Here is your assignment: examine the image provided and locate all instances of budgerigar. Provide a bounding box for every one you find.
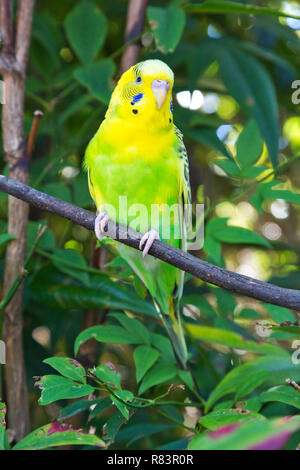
[84,60,191,368]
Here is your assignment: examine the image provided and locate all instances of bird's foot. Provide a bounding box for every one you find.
[139,229,160,257]
[95,211,110,240]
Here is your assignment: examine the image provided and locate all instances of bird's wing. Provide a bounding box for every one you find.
[174,125,192,300]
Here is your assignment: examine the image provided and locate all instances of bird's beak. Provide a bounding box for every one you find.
[151,79,170,109]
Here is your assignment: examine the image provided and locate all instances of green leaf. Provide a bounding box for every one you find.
[74,59,115,104]
[64,0,107,64]
[215,289,237,317]
[138,364,177,395]
[205,355,300,412]
[218,49,278,167]
[213,224,271,248]
[102,411,128,443]
[147,5,186,53]
[264,304,296,323]
[185,128,232,160]
[150,333,176,363]
[89,397,113,418]
[0,233,15,246]
[203,236,223,267]
[177,370,195,392]
[43,357,86,384]
[111,390,134,420]
[60,399,99,419]
[260,184,300,205]
[75,325,144,356]
[186,325,286,357]
[52,249,90,286]
[271,325,300,337]
[27,222,55,251]
[236,119,263,169]
[183,295,217,318]
[32,271,157,318]
[110,313,150,344]
[0,403,9,450]
[32,11,64,69]
[41,182,72,203]
[91,364,121,390]
[189,416,300,450]
[185,1,300,20]
[199,409,264,430]
[115,423,175,445]
[13,423,105,450]
[216,160,241,177]
[37,375,94,405]
[260,385,300,410]
[134,345,159,383]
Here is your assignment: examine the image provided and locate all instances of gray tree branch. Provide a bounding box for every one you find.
[0,0,35,442]
[0,174,300,312]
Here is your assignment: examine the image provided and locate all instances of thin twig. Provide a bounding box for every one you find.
[26,110,43,158]
[0,175,300,311]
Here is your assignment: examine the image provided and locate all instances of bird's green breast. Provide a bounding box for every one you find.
[86,118,182,245]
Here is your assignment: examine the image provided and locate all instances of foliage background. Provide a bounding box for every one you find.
[1,0,300,450]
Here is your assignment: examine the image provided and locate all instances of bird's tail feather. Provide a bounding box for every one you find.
[154,297,188,370]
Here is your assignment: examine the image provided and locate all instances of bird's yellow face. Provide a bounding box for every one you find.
[107,59,174,129]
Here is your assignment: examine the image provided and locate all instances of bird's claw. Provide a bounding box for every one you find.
[139,229,160,257]
[95,211,110,240]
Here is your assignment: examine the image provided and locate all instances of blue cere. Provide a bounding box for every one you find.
[131,93,143,104]
[170,100,173,113]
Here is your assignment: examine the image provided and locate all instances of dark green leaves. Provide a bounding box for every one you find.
[75,325,142,355]
[189,416,300,450]
[206,217,271,248]
[43,357,86,383]
[37,375,94,405]
[187,324,286,357]
[199,409,264,430]
[147,4,186,53]
[185,1,300,20]
[236,119,263,170]
[74,59,116,104]
[13,423,105,450]
[261,385,300,410]
[134,345,159,383]
[65,1,107,64]
[139,364,177,395]
[205,355,300,412]
[218,49,279,167]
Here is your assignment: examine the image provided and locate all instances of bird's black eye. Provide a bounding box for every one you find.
[132,109,138,114]
[136,76,142,83]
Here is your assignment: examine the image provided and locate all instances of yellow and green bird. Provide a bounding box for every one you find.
[84,59,191,368]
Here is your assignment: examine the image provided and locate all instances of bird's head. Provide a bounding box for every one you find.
[107,59,174,127]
